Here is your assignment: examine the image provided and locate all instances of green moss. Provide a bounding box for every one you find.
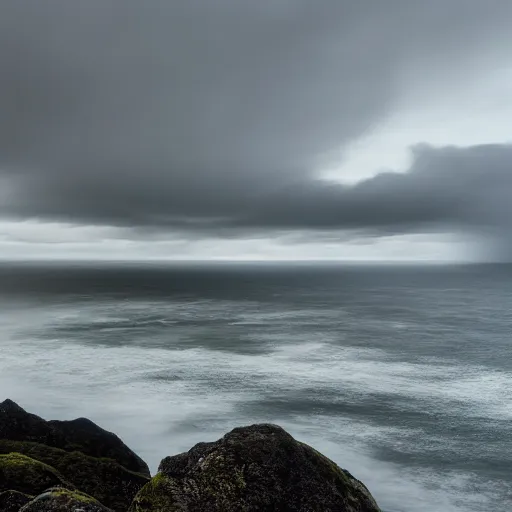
[232,466,246,490]
[298,442,381,511]
[130,452,249,512]
[22,488,111,511]
[0,452,64,476]
[47,488,99,504]
[149,473,166,485]
[195,453,246,502]
[128,473,182,512]
[52,489,92,502]
[298,442,351,482]
[0,453,71,496]
[0,439,147,477]
[1,452,43,467]
[131,426,382,512]
[0,439,148,511]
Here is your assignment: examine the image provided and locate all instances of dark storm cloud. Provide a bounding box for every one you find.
[236,143,512,231]
[0,1,511,239]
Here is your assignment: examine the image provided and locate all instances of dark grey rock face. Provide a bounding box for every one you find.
[1,400,382,512]
[0,438,149,512]
[0,400,149,476]
[130,423,381,512]
[0,400,149,511]
[0,490,33,512]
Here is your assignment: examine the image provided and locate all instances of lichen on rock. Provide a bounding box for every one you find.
[0,439,148,511]
[20,487,113,512]
[130,423,381,512]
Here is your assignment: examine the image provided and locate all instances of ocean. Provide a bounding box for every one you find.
[0,262,510,511]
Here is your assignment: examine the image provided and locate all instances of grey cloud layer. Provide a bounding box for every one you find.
[1,1,511,241]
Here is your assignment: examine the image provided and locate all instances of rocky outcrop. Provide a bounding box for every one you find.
[20,488,112,512]
[0,439,148,512]
[0,400,149,476]
[0,401,149,511]
[129,424,381,512]
[1,401,381,511]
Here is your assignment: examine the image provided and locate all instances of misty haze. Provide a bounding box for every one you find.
[0,2,511,512]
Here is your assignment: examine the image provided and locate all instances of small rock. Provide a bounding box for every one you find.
[20,488,113,512]
[0,490,33,512]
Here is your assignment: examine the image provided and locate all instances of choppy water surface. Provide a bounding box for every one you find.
[0,262,511,511]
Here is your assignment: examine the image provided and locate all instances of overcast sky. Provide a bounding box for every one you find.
[1,0,511,261]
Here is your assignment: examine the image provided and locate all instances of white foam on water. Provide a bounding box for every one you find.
[0,303,509,512]
[280,421,495,512]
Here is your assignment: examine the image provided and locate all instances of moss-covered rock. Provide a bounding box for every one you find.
[1,402,381,512]
[0,490,33,512]
[0,439,148,512]
[20,487,113,511]
[0,453,72,496]
[129,424,381,512]
[0,400,149,476]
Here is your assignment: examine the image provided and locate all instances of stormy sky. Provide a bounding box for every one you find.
[1,1,511,261]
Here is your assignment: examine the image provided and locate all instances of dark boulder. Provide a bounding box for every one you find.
[0,490,33,512]
[0,400,52,445]
[20,488,113,512]
[46,417,149,477]
[0,439,148,512]
[129,423,381,512]
[0,400,149,476]
[0,452,72,496]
